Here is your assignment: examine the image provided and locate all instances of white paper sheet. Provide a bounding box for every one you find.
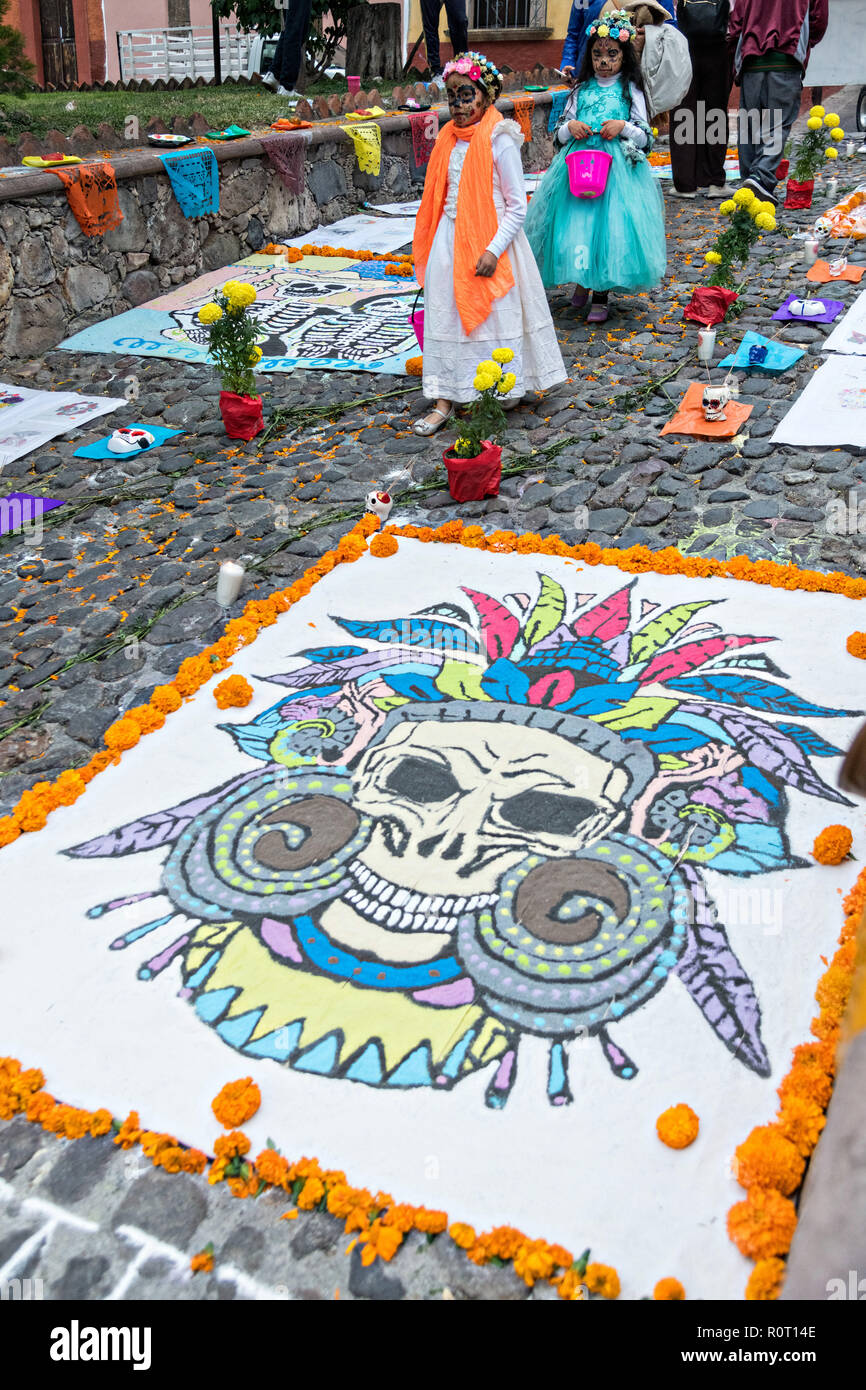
[0,384,121,471]
[823,285,866,357]
[283,213,416,253]
[771,355,866,446]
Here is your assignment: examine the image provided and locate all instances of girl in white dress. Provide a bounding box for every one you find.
[412,51,566,436]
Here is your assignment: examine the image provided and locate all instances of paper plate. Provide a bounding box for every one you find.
[147,133,193,146]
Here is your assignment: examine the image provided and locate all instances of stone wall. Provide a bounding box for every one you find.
[0,97,554,359]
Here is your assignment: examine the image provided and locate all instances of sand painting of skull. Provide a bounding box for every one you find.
[65,563,861,1113]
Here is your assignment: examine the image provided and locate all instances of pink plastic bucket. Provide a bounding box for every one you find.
[347,75,361,93]
[409,308,424,348]
[566,149,612,199]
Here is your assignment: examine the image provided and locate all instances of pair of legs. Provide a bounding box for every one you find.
[419,0,469,75]
[737,66,803,200]
[571,285,608,322]
[266,0,312,93]
[669,40,732,195]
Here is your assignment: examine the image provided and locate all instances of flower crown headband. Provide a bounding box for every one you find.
[442,51,503,101]
[586,11,637,41]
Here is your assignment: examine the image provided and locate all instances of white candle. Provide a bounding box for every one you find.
[846,140,856,160]
[826,176,838,201]
[803,236,820,266]
[216,560,245,607]
[697,326,716,362]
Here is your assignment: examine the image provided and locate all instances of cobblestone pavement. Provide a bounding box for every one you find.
[1,93,865,1299]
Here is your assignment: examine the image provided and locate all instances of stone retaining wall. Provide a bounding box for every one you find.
[0,96,554,359]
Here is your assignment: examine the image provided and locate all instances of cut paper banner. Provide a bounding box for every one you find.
[60,255,420,376]
[1,541,862,1300]
[408,109,438,167]
[52,162,123,238]
[660,381,752,438]
[717,331,805,375]
[74,423,184,459]
[771,354,866,445]
[0,383,121,468]
[772,293,844,324]
[807,259,864,285]
[262,132,308,197]
[0,492,63,535]
[281,213,416,254]
[157,148,219,217]
[823,285,866,356]
[548,89,570,132]
[341,122,382,176]
[512,95,534,143]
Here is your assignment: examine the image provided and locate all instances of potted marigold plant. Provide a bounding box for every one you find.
[443,349,514,502]
[785,106,845,209]
[685,186,776,324]
[197,279,264,440]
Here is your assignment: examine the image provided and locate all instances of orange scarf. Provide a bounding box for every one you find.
[413,105,514,336]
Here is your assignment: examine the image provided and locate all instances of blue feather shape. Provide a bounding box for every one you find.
[519,638,619,683]
[664,673,857,719]
[481,657,531,703]
[775,723,843,758]
[297,645,366,662]
[559,679,639,717]
[385,670,442,701]
[334,616,480,655]
[620,721,711,753]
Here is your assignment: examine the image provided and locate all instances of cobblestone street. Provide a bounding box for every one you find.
[1,86,865,1301]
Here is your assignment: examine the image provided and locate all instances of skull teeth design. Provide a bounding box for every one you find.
[345,857,497,933]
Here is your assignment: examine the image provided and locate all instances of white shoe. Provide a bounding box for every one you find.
[277,87,302,100]
[670,188,697,198]
[260,71,278,90]
[700,185,728,198]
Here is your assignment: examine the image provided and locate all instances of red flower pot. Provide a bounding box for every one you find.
[776,158,789,181]
[220,390,263,441]
[784,178,814,210]
[443,441,502,502]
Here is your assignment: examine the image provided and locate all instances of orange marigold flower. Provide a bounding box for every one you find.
[89,1108,114,1137]
[405,355,423,376]
[11,1067,45,1100]
[449,1221,476,1249]
[190,1248,214,1274]
[513,1240,557,1286]
[297,1176,325,1210]
[25,1091,57,1124]
[778,1063,833,1111]
[777,1093,827,1157]
[114,1111,142,1148]
[745,1257,786,1301]
[656,1103,699,1149]
[359,1219,403,1265]
[53,770,86,806]
[181,1148,208,1174]
[151,684,183,713]
[256,1148,290,1188]
[734,1125,805,1197]
[728,1184,795,1262]
[812,825,853,865]
[61,1108,94,1140]
[516,532,544,554]
[0,815,21,846]
[459,526,486,548]
[584,1263,621,1299]
[104,717,141,752]
[214,1129,251,1160]
[555,1269,588,1300]
[212,1077,261,1127]
[369,532,399,557]
[140,1130,177,1159]
[846,631,866,659]
[654,1277,686,1300]
[125,703,165,734]
[213,675,255,710]
[412,1208,448,1235]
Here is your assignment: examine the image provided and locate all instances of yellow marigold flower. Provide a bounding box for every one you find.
[656,1103,699,1148]
[704,250,723,265]
[654,1277,686,1300]
[825,147,837,159]
[824,113,840,127]
[806,116,822,131]
[719,199,736,215]
[755,213,776,231]
[809,105,825,118]
[746,1257,786,1301]
[198,302,222,324]
[584,1262,620,1299]
[756,200,776,215]
[478,358,502,380]
[497,371,517,394]
[733,187,755,206]
[248,345,263,364]
[491,347,514,363]
[473,372,495,392]
[831,128,844,141]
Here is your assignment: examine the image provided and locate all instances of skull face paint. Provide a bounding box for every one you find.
[591,37,624,77]
[445,74,486,126]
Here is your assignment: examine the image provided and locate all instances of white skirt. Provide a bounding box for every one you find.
[421,214,567,404]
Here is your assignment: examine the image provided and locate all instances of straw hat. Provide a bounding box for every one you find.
[600,0,672,23]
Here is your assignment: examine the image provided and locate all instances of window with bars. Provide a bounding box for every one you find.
[471,0,549,30]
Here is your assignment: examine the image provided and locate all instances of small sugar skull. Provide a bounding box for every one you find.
[365,489,393,521]
[702,384,731,422]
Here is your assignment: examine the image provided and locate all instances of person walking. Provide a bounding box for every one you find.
[728,0,829,206]
[420,0,469,84]
[260,0,313,100]
[670,0,732,199]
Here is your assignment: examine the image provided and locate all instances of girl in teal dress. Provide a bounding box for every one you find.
[525,9,666,323]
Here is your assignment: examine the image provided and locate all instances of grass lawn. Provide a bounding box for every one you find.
[0,76,406,140]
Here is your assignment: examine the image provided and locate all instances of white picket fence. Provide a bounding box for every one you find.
[116,25,258,84]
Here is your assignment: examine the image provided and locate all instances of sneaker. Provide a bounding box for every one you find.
[260,70,279,90]
[670,188,697,198]
[742,177,776,205]
[277,87,302,100]
[700,185,728,198]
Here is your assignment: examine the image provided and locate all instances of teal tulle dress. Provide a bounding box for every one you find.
[525,77,667,293]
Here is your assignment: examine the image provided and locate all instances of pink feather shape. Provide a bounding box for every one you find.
[461,586,521,660]
[572,582,635,643]
[528,670,577,706]
[639,635,773,686]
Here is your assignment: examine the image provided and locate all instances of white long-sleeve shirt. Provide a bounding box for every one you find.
[444,122,527,260]
[557,75,649,148]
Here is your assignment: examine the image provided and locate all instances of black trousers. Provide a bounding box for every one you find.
[268,0,313,89]
[420,0,469,75]
[670,40,732,192]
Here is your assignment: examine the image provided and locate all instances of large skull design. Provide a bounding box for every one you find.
[318,703,655,964]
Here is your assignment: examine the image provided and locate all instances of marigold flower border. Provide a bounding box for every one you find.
[1,517,864,1300]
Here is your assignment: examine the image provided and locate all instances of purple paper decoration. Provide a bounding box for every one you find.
[0,493,63,536]
[772,293,845,324]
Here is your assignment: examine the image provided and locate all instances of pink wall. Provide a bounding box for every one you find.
[104,2,242,82]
